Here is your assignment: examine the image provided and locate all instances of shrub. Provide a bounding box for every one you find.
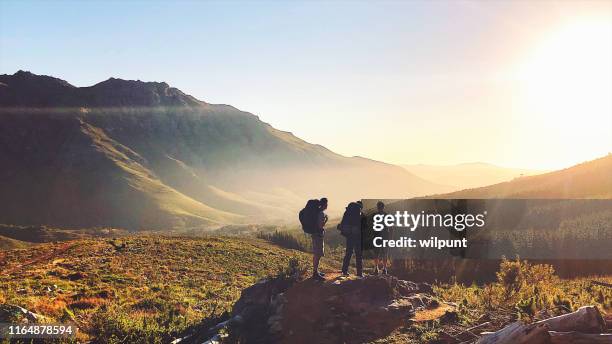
[89,304,188,344]
[31,298,68,318]
[257,231,311,252]
[69,297,107,310]
[276,257,308,281]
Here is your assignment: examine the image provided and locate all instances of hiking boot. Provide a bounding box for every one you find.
[312,273,325,281]
[341,271,349,277]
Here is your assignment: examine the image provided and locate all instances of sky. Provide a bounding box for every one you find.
[1,0,611,170]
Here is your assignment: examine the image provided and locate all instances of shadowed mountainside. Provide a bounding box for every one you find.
[0,71,450,230]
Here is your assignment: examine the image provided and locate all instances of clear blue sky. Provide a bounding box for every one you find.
[1,1,610,169]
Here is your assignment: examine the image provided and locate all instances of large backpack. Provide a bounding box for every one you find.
[338,202,361,236]
[299,199,320,234]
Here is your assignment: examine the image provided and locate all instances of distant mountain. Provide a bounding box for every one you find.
[0,71,450,230]
[432,154,612,198]
[402,162,543,191]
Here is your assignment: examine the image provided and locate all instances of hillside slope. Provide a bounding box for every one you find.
[0,235,29,250]
[0,71,450,229]
[432,154,612,198]
[403,162,543,190]
[0,236,328,342]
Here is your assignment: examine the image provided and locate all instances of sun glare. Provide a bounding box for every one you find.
[516,17,612,130]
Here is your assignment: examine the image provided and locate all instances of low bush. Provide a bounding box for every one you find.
[257,231,311,252]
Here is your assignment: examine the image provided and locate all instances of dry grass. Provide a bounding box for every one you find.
[0,236,328,343]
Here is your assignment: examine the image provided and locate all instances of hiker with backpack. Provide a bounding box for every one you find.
[299,197,328,281]
[340,201,364,277]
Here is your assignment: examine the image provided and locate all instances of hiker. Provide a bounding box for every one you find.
[312,198,328,280]
[372,201,390,274]
[299,197,328,281]
[340,201,363,277]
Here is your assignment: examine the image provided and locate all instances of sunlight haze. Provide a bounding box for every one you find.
[1,0,610,170]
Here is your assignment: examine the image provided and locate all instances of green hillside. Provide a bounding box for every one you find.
[0,236,329,343]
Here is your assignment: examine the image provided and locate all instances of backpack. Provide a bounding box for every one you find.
[338,202,361,236]
[299,199,320,234]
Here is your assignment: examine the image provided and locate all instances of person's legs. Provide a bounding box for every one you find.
[342,235,354,274]
[379,231,389,273]
[311,234,325,279]
[355,236,363,277]
[373,233,382,274]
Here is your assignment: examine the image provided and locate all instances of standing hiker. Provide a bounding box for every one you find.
[340,201,363,277]
[299,197,328,281]
[372,201,390,275]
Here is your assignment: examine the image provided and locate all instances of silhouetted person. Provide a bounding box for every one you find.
[311,197,328,281]
[372,201,390,274]
[341,201,363,277]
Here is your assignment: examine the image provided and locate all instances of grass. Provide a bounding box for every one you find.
[1,235,609,344]
[372,259,612,343]
[434,257,612,329]
[256,230,312,252]
[0,236,328,343]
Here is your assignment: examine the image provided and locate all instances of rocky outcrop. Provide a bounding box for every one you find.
[187,273,450,344]
[276,274,438,344]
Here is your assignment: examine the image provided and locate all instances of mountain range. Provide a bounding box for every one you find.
[0,71,451,230]
[402,162,543,191]
[434,154,612,199]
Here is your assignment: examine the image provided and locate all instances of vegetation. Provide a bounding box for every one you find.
[1,233,609,343]
[0,235,30,250]
[0,236,327,343]
[256,230,311,252]
[435,257,612,327]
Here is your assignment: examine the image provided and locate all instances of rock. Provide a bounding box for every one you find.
[0,305,44,323]
[232,278,291,317]
[418,282,434,294]
[277,275,438,343]
[189,274,451,344]
[440,310,459,324]
[267,315,283,333]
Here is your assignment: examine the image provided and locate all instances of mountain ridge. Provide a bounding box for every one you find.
[0,71,451,230]
[402,161,544,190]
[430,154,612,199]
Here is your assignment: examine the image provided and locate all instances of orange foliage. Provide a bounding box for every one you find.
[68,297,107,310]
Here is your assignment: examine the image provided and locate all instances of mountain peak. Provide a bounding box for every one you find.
[5,70,75,88]
[0,71,202,108]
[92,77,170,89]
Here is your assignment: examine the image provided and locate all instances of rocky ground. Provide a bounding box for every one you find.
[182,271,456,344]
